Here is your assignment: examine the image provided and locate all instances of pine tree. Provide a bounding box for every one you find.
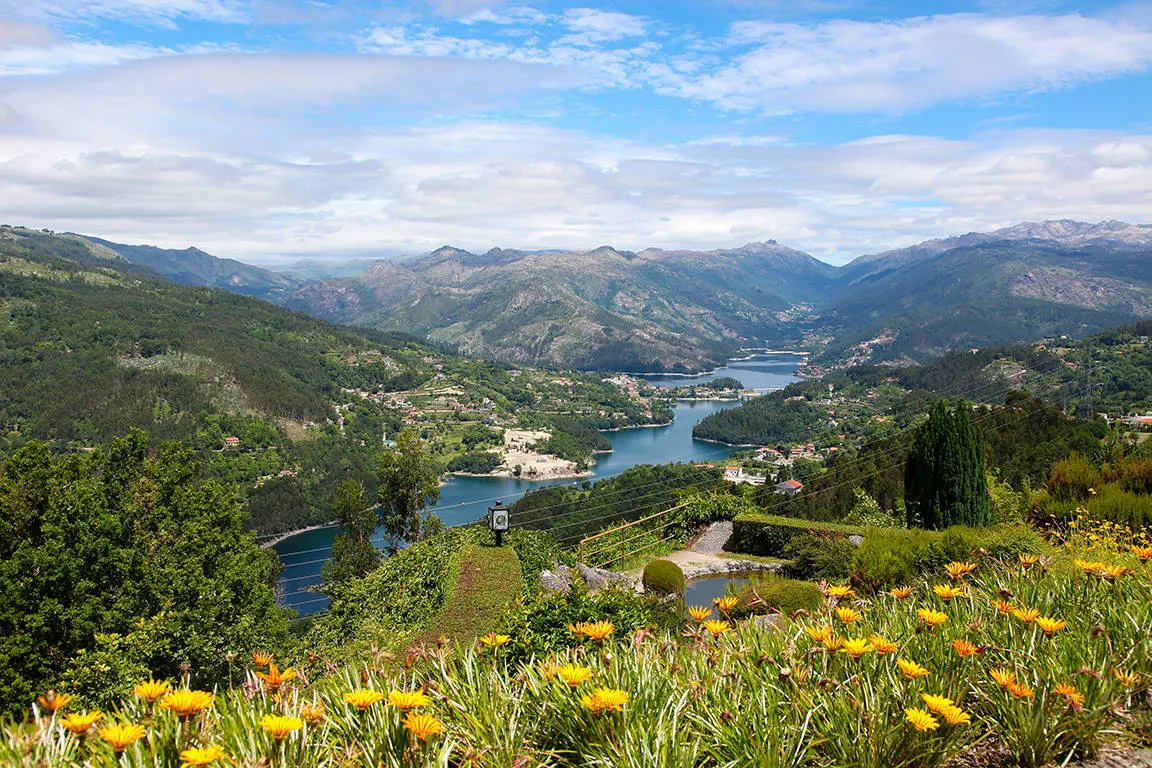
[905,400,989,529]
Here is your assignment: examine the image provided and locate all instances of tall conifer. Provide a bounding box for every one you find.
[905,401,989,529]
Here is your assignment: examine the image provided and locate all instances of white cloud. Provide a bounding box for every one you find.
[560,8,647,44]
[1,0,250,27]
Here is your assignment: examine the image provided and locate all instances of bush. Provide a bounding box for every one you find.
[1046,453,1099,501]
[783,533,855,581]
[732,576,822,617]
[642,559,686,596]
[446,451,502,474]
[732,513,864,557]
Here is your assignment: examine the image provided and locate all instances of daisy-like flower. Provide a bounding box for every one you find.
[835,606,861,624]
[952,639,982,657]
[252,651,274,667]
[932,584,965,601]
[403,712,444,741]
[839,638,874,659]
[1074,559,1106,575]
[1114,669,1140,687]
[686,605,712,623]
[713,596,738,614]
[917,608,948,627]
[897,658,930,679]
[920,694,954,713]
[1131,544,1152,562]
[991,599,1015,615]
[568,622,591,636]
[159,690,214,718]
[37,691,73,713]
[825,585,855,599]
[702,620,732,637]
[1007,681,1035,699]
[889,586,914,599]
[388,690,432,712]
[99,723,147,753]
[557,665,594,689]
[60,711,103,735]
[479,633,511,648]
[133,679,171,705]
[1099,565,1130,581]
[299,702,325,725]
[1054,683,1085,707]
[180,745,226,766]
[944,562,977,579]
[580,621,615,643]
[939,704,972,726]
[1035,616,1067,636]
[255,663,298,690]
[343,689,385,711]
[580,687,629,714]
[869,634,899,655]
[905,708,939,732]
[821,634,844,653]
[1011,607,1039,624]
[805,625,834,644]
[1018,553,1041,567]
[259,714,303,741]
[990,668,1016,689]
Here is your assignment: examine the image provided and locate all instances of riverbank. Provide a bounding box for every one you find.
[600,421,674,432]
[259,522,337,549]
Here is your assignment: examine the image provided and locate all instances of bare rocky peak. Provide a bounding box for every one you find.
[990,219,1152,247]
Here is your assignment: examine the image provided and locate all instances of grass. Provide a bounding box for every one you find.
[718,551,793,566]
[416,543,522,647]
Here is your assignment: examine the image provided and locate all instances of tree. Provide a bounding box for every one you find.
[322,480,378,586]
[376,428,441,545]
[904,400,989,530]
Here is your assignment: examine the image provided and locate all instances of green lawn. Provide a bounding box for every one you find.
[418,543,522,646]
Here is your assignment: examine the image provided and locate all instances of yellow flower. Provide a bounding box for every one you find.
[252,651,274,667]
[838,638,874,659]
[538,661,562,680]
[37,691,74,713]
[869,634,899,655]
[835,606,861,624]
[580,687,629,714]
[917,608,947,627]
[99,723,147,753]
[944,561,977,579]
[479,633,511,648]
[805,625,834,644]
[939,704,972,726]
[1074,559,1106,575]
[402,712,444,741]
[255,662,298,690]
[897,658,930,679]
[990,668,1016,689]
[821,634,843,652]
[825,585,855,599]
[343,689,385,711]
[159,690,214,718]
[889,585,914,599]
[952,639,982,657]
[1011,607,1039,624]
[991,599,1015,615]
[180,745,226,766]
[713,595,739,614]
[1131,544,1152,562]
[1018,553,1040,567]
[259,714,303,741]
[1099,565,1130,580]
[920,693,954,713]
[1114,669,1140,687]
[557,665,594,689]
[299,702,325,725]
[579,621,616,643]
[932,584,965,601]
[568,622,591,636]
[1035,616,1067,635]
[702,619,732,637]
[1054,683,1085,707]
[133,679,171,704]
[1007,681,1035,699]
[388,689,432,712]
[686,605,712,622]
[905,708,939,732]
[60,711,103,735]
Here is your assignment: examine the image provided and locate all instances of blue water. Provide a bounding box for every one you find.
[274,354,801,615]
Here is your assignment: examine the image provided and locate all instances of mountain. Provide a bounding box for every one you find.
[285,241,835,372]
[81,235,303,301]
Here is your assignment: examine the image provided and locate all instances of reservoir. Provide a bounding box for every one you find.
[275,352,802,615]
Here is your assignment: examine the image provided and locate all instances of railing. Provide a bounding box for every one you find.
[577,500,690,569]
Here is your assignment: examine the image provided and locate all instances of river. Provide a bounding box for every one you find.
[274,352,803,615]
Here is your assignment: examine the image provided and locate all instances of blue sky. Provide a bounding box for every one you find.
[0,0,1149,263]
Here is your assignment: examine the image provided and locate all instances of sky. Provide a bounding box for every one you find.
[0,1,1150,264]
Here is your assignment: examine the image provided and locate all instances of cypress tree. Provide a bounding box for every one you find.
[905,400,989,529]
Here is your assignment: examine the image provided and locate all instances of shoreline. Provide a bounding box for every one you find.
[621,350,809,378]
[259,522,338,550]
[691,435,760,448]
[599,421,674,432]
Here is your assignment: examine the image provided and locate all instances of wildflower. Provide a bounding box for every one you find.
[568,622,591,636]
[1035,616,1067,636]
[821,634,844,653]
[713,596,738,614]
[343,689,385,711]
[255,663,298,690]
[686,605,712,622]
[1074,559,1106,575]
[388,690,432,712]
[897,658,930,679]
[299,702,325,725]
[538,661,561,680]
[939,704,972,726]
[557,665,594,689]
[835,606,861,624]
[1131,544,1152,562]
[1011,607,1039,624]
[952,639,982,657]
[99,723,147,753]
[60,711,103,735]
[990,668,1016,689]
[889,586,914,599]
[702,619,732,637]
[580,687,629,714]
[252,651,274,667]
[944,562,977,579]
[580,621,615,643]
[869,634,899,655]
[1007,681,1035,699]
[1089,487,1097,495]
[805,625,834,644]
[905,708,940,732]
[1100,565,1130,580]
[1114,669,1139,687]
[133,679,171,704]
[160,690,214,718]
[180,745,226,766]
[36,691,73,713]
[479,633,511,648]
[839,638,874,659]
[917,608,948,627]
[1018,553,1040,567]
[259,714,303,741]
[403,712,444,741]
[1054,683,1085,708]
[920,693,954,713]
[932,584,965,601]
[826,585,855,599]
[991,599,1015,615]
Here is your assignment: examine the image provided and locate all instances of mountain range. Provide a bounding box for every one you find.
[37,219,1152,372]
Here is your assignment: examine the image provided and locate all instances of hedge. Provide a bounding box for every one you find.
[732,513,865,557]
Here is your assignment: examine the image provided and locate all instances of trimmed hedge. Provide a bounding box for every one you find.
[732,513,865,557]
[642,559,686,596]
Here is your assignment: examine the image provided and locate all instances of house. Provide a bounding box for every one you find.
[223,436,240,449]
[774,479,804,496]
[724,466,767,486]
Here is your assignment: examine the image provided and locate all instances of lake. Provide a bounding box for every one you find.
[274,352,802,615]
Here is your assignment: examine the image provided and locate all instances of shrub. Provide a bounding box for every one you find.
[642,559,686,596]
[1046,453,1099,501]
[732,576,822,617]
[849,527,946,592]
[783,533,855,581]
[732,513,864,557]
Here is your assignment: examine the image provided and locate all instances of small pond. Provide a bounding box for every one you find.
[682,572,758,606]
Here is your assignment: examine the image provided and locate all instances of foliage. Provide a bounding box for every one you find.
[321,480,379,587]
[641,560,686,596]
[842,488,903,528]
[376,429,441,547]
[905,401,990,530]
[692,390,823,445]
[730,576,824,618]
[732,513,865,557]
[1046,453,1100,502]
[445,451,502,474]
[782,533,856,581]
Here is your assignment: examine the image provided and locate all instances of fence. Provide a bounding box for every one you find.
[577,500,690,569]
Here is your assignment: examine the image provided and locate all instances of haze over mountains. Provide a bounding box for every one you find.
[45,219,1152,372]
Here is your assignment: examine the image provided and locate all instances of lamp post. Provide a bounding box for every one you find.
[488,501,510,546]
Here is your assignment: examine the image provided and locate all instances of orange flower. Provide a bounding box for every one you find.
[98,723,147,753]
[905,708,939,732]
[60,711,103,735]
[259,714,302,741]
[939,704,972,726]
[821,634,844,653]
[835,606,861,624]
[1099,565,1130,580]
[869,634,899,655]
[991,599,1015,615]
[479,633,511,648]
[889,585,914,599]
[1007,681,1035,699]
[1011,607,1039,624]
[579,621,615,643]
[557,665,594,689]
[1054,683,1085,707]
[805,625,834,644]
[133,679,171,705]
[1131,544,1152,562]
[402,712,444,741]
[299,702,325,725]
[825,585,855,599]
[702,620,732,637]
[180,745,226,766]
[713,596,739,614]
[1114,669,1140,687]
[686,605,712,623]
[944,561,977,579]
[990,668,1017,689]
[252,651,274,667]
[160,690,214,718]
[255,663,298,690]
[580,687,629,714]
[37,691,73,713]
[1018,553,1040,567]
[897,658,930,679]
[342,689,385,711]
[952,639,982,657]
[1074,559,1106,575]
[1035,616,1067,635]
[920,693,954,713]
[388,690,432,712]
[839,638,873,659]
